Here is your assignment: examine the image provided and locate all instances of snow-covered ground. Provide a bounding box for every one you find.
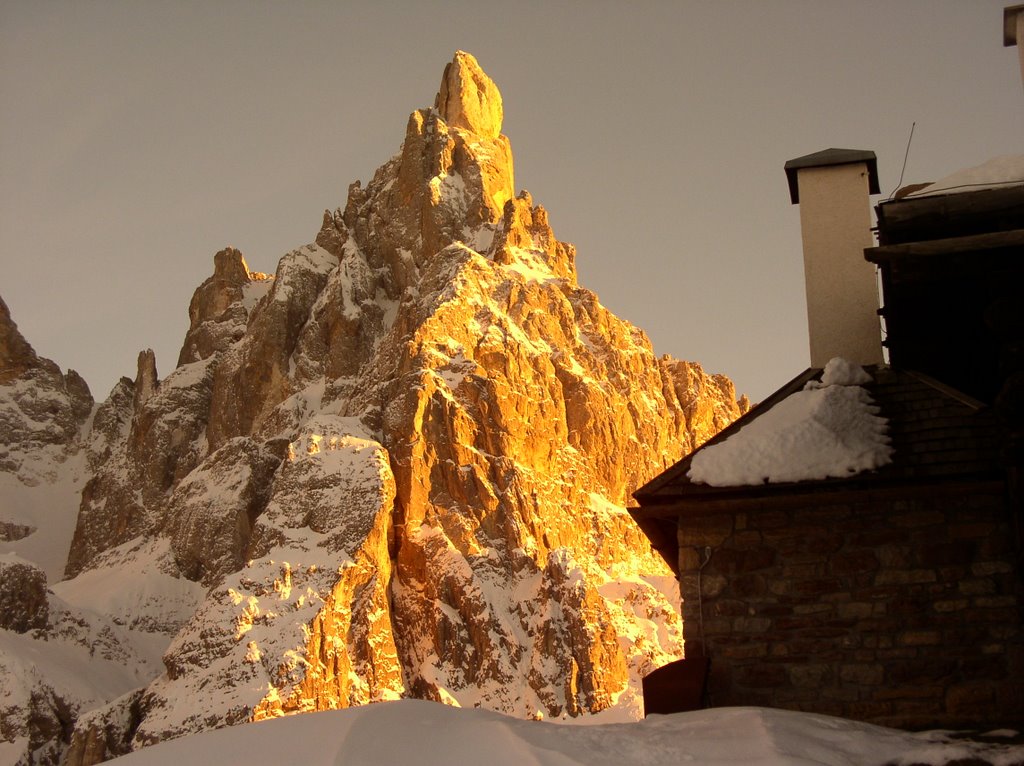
[105,699,1024,766]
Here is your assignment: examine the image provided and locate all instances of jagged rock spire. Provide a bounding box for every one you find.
[40,50,749,764]
[212,246,251,284]
[133,349,158,410]
[177,247,258,366]
[435,50,503,139]
[0,294,39,384]
[0,294,93,486]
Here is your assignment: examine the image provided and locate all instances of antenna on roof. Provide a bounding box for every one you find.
[889,122,917,199]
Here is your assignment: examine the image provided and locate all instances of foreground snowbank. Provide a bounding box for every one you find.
[108,699,1024,766]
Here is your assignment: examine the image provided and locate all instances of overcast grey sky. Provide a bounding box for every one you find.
[2,1,1021,403]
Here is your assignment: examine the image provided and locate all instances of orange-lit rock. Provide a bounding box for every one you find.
[177,247,269,367]
[436,51,504,139]
[51,51,747,761]
[662,357,751,450]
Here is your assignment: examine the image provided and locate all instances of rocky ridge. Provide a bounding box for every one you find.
[1,52,747,765]
[0,300,205,766]
[0,296,92,487]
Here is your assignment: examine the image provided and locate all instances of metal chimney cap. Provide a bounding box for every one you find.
[784,148,880,204]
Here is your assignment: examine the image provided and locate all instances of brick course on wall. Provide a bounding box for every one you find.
[676,485,1024,729]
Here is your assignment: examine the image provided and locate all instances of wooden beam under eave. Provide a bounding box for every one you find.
[866,229,1024,261]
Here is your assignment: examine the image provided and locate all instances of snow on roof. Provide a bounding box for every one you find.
[687,358,892,487]
[902,154,1024,198]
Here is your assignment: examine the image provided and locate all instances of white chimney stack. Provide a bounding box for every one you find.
[785,149,883,369]
[1005,5,1024,93]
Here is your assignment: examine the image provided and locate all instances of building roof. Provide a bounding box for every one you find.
[633,365,1004,507]
[630,365,1005,573]
[784,148,881,204]
[873,184,1024,246]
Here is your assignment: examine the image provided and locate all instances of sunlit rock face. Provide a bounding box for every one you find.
[436,50,504,139]
[49,51,747,760]
[663,358,751,450]
[177,247,272,367]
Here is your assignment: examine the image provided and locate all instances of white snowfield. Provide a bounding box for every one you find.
[688,358,892,487]
[104,699,1024,766]
[0,448,87,582]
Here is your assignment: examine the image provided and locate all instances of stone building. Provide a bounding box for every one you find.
[631,19,1024,723]
[632,358,1022,727]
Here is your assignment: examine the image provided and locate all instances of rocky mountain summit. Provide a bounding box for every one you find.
[0,51,747,766]
[0,296,92,488]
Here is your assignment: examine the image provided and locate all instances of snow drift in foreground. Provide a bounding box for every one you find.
[103,700,1024,766]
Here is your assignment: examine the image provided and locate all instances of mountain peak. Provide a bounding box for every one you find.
[0,295,93,486]
[0,50,749,764]
[434,50,503,139]
[0,294,39,384]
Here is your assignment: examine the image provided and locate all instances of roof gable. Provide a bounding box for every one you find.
[634,366,1003,506]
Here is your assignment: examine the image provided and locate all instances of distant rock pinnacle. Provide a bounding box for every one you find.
[0,293,92,484]
[0,294,38,384]
[435,50,504,139]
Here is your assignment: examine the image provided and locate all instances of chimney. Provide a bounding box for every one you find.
[784,148,883,368]
[1005,5,1024,93]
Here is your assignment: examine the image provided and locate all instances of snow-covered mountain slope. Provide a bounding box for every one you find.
[0,307,205,765]
[1,51,748,765]
[0,294,93,580]
[0,578,182,766]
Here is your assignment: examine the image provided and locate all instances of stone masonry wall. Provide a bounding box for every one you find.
[676,485,1024,729]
